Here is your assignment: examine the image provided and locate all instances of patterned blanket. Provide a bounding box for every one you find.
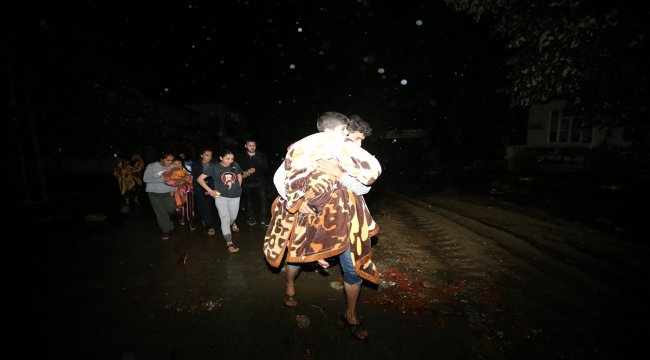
[163,168,193,209]
[263,132,382,284]
[113,160,142,195]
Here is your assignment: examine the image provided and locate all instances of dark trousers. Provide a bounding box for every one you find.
[193,185,215,229]
[242,182,268,221]
[147,192,176,234]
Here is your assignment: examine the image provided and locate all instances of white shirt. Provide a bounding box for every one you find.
[273,161,371,200]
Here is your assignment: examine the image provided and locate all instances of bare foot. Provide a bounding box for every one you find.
[317,259,330,268]
[284,282,297,307]
[342,313,369,340]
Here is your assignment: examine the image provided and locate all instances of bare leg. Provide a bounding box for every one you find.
[284,264,300,306]
[343,282,369,339]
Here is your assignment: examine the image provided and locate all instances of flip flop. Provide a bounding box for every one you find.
[284,294,298,307]
[338,315,369,340]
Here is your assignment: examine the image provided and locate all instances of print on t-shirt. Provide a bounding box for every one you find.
[221,171,236,189]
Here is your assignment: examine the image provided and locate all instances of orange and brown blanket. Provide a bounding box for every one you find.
[263,132,382,284]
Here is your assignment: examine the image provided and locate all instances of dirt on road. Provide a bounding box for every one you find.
[364,188,648,359]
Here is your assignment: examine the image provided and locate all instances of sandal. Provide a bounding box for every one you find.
[227,243,239,253]
[231,223,239,232]
[284,294,298,307]
[161,234,170,240]
[338,315,369,340]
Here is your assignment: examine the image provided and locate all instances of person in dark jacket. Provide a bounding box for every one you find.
[237,139,270,226]
[191,148,217,235]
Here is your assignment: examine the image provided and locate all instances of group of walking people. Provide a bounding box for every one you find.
[117,140,269,252]
[120,111,382,340]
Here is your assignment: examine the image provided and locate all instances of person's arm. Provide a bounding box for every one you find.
[339,174,371,196]
[235,163,243,185]
[316,159,371,195]
[336,142,382,186]
[142,164,163,183]
[197,174,219,198]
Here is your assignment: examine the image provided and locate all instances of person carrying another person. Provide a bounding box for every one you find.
[264,112,381,340]
[142,152,176,240]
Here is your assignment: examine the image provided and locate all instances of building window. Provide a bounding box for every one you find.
[548,110,591,144]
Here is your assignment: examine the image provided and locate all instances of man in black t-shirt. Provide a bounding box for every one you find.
[237,139,270,226]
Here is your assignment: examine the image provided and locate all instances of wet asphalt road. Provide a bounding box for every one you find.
[45,198,483,360]
[42,175,647,360]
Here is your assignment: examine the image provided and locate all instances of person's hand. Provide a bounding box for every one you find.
[316,159,342,177]
[248,168,256,174]
[298,202,315,214]
[316,259,329,268]
[208,189,220,198]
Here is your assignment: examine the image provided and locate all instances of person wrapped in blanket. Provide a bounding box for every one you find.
[162,159,196,230]
[113,156,143,212]
[264,112,381,340]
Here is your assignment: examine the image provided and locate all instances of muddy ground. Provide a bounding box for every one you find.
[364,183,647,359]
[41,171,648,359]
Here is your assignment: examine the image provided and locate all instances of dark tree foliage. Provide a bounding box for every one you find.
[445,0,649,144]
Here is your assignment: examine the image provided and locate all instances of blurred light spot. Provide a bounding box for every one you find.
[289,64,296,69]
[415,19,423,26]
[377,68,385,74]
[400,79,408,85]
[363,55,375,63]
[297,27,303,32]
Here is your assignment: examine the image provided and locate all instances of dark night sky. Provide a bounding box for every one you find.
[10,0,509,127]
[8,0,529,175]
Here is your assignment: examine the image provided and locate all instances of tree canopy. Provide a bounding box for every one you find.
[445,0,649,144]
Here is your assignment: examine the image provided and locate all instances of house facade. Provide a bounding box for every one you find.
[506,100,631,165]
